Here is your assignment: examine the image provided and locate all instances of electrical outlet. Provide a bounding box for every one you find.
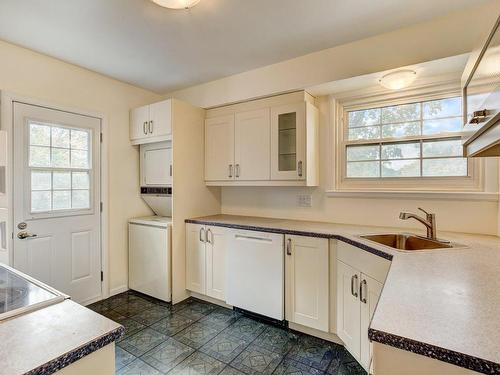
[297,194,312,207]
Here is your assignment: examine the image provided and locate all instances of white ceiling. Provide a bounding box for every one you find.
[0,0,489,93]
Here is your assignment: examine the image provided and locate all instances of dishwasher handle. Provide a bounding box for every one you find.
[234,234,273,243]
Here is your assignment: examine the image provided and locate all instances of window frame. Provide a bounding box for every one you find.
[24,118,95,219]
[329,87,487,194]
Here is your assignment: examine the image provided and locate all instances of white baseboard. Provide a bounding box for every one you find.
[188,291,232,308]
[109,285,128,297]
[288,322,344,345]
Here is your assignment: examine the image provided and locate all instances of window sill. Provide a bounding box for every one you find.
[325,190,499,201]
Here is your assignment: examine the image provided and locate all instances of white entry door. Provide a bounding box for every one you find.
[12,102,102,304]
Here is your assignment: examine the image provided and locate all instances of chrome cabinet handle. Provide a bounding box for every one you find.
[286,238,292,255]
[149,120,153,134]
[199,228,205,242]
[206,229,213,244]
[360,279,367,303]
[351,274,358,298]
[17,231,37,240]
[469,109,488,124]
[298,161,303,177]
[235,164,240,178]
[228,164,233,178]
[143,122,148,135]
[170,165,172,177]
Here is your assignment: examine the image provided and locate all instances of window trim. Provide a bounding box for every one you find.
[328,86,493,196]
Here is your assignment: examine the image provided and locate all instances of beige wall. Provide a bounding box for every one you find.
[221,96,499,235]
[0,39,160,292]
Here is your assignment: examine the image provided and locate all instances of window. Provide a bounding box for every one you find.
[344,97,467,178]
[28,121,91,213]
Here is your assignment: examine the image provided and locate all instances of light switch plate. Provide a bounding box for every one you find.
[297,194,312,207]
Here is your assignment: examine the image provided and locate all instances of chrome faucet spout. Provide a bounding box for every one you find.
[399,208,437,240]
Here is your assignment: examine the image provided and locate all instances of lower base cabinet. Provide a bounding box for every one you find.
[336,241,390,371]
[285,235,329,332]
[186,223,227,300]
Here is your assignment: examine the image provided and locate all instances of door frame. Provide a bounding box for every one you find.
[0,91,110,303]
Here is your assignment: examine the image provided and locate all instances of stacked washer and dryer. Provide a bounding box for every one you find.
[128,141,172,302]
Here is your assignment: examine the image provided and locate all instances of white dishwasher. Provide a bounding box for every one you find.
[226,229,284,320]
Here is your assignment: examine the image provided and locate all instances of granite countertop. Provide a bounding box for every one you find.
[0,299,124,375]
[186,214,500,375]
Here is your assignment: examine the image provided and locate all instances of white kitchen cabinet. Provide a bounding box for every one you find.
[285,235,329,332]
[204,91,319,186]
[185,223,227,301]
[205,115,235,181]
[130,99,172,145]
[360,273,383,370]
[336,241,390,371]
[234,109,271,181]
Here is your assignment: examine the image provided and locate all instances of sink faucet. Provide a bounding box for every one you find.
[399,208,436,240]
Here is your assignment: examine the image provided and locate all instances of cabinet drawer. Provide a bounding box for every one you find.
[337,241,390,283]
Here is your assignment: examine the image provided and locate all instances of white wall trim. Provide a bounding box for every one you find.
[109,285,129,297]
[326,190,499,201]
[0,90,111,300]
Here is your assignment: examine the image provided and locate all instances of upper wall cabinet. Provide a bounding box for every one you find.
[205,92,319,186]
[130,99,172,145]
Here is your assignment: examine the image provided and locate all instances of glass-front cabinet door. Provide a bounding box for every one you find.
[271,103,306,180]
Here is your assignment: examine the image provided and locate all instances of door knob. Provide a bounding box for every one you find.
[17,231,37,240]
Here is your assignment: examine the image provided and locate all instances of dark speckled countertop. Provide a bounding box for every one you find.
[186,214,500,375]
[0,299,123,375]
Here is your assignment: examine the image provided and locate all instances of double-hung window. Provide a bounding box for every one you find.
[344,96,468,179]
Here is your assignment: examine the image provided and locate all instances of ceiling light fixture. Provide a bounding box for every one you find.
[379,70,417,90]
[150,0,201,9]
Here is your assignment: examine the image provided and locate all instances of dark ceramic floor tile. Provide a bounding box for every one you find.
[252,326,298,355]
[115,346,137,371]
[130,305,173,326]
[273,358,323,375]
[231,344,283,375]
[286,335,336,371]
[169,351,226,375]
[99,308,127,322]
[198,307,240,329]
[87,301,112,314]
[114,299,157,317]
[176,300,218,320]
[117,358,162,375]
[105,293,143,309]
[141,337,195,373]
[199,331,252,364]
[115,317,148,342]
[326,348,365,375]
[151,314,196,336]
[222,317,266,341]
[174,321,224,349]
[118,328,168,357]
[219,367,246,375]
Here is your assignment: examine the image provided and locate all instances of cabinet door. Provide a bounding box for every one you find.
[149,99,172,137]
[205,115,235,181]
[286,235,329,331]
[205,226,227,301]
[360,273,383,371]
[336,260,361,360]
[185,224,206,294]
[271,103,305,180]
[130,105,150,141]
[142,145,172,186]
[234,109,270,180]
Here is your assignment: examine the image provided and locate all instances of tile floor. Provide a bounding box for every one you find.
[87,291,366,375]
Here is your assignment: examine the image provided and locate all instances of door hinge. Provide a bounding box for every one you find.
[100,202,103,212]
[100,133,103,143]
[100,271,104,282]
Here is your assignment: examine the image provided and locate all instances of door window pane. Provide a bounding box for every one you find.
[71,129,89,150]
[29,146,51,167]
[72,190,90,209]
[51,127,70,148]
[31,191,51,212]
[31,171,51,190]
[72,172,89,189]
[30,124,51,146]
[53,190,71,210]
[53,171,71,190]
[51,148,70,168]
[71,150,89,168]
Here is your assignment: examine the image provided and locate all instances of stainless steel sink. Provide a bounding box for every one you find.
[360,233,454,251]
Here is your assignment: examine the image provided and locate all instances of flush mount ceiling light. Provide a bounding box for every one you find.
[379,70,417,90]
[150,0,201,9]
